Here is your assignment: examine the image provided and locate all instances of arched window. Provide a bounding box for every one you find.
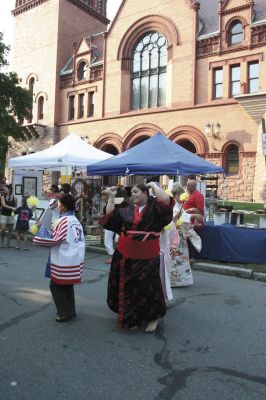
[77,61,87,81]
[38,96,44,120]
[29,77,34,93]
[229,21,243,46]
[225,144,239,175]
[28,78,34,123]
[131,31,167,110]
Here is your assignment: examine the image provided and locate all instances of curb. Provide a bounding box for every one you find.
[29,235,266,283]
[86,245,107,254]
[192,262,266,283]
[253,272,266,282]
[192,262,253,279]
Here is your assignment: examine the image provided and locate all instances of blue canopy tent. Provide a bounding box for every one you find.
[87,132,224,176]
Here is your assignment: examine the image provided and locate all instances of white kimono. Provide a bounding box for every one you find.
[160,222,180,301]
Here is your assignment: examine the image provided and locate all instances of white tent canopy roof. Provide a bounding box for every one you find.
[8,133,112,170]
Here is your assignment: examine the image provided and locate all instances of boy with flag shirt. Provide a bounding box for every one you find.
[33,194,85,322]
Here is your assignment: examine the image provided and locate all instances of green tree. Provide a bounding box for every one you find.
[0,32,35,175]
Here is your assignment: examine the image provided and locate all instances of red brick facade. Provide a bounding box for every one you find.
[8,0,266,202]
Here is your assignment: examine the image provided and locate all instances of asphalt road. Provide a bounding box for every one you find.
[0,244,266,400]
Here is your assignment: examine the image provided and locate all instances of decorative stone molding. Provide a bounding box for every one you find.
[167,126,209,154]
[34,91,48,103]
[26,73,39,85]
[13,0,49,16]
[224,15,248,30]
[60,63,103,88]
[123,123,165,150]
[191,1,200,12]
[94,133,123,153]
[90,63,103,81]
[64,0,109,24]
[221,140,244,153]
[203,153,223,159]
[13,0,109,22]
[220,3,253,16]
[117,15,179,70]
[60,73,74,89]
[251,25,266,46]
[197,36,219,57]
[240,151,256,157]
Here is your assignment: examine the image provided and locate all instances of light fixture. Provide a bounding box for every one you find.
[205,123,211,136]
[205,122,221,139]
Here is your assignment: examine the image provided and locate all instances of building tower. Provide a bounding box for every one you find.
[10,0,108,153]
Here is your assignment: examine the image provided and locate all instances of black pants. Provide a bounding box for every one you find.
[49,280,76,317]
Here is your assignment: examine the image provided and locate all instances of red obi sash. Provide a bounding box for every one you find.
[117,231,160,260]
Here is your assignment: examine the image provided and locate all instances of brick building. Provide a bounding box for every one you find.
[8,0,266,202]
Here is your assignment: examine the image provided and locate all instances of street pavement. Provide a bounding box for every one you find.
[1,244,266,400]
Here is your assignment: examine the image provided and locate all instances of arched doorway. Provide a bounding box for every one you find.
[177,139,197,153]
[102,144,120,186]
[101,144,119,155]
[167,126,209,154]
[129,135,150,148]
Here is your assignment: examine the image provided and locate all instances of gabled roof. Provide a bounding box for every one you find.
[60,32,104,75]
[199,0,266,36]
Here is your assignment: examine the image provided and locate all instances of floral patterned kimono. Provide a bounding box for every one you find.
[169,202,202,287]
[100,197,174,329]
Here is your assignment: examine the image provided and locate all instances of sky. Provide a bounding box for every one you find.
[0,0,122,47]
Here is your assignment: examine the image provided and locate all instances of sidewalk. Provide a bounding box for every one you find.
[191,260,266,282]
[25,232,266,283]
[87,244,266,283]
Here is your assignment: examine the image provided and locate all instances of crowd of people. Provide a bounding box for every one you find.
[1,174,205,333]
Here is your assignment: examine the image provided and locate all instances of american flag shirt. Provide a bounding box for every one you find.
[33,213,85,284]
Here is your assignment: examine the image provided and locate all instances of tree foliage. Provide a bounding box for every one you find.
[0,32,35,174]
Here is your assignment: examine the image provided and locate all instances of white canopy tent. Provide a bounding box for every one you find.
[8,133,112,170]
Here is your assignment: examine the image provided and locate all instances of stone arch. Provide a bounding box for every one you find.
[123,124,165,150]
[94,133,123,153]
[225,15,248,31]
[34,91,48,103]
[221,140,243,175]
[167,126,209,154]
[26,73,38,85]
[221,140,243,154]
[117,15,179,70]
[76,59,89,80]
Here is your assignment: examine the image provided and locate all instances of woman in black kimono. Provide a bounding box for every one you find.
[100,182,174,333]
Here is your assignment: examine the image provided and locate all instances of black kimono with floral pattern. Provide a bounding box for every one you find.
[100,197,174,329]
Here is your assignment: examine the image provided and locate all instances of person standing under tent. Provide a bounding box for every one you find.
[0,184,17,248]
[0,176,6,196]
[101,189,117,264]
[169,183,202,287]
[159,188,180,304]
[183,180,205,224]
[100,182,174,333]
[59,183,72,195]
[14,197,33,250]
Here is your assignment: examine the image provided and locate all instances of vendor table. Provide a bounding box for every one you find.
[197,223,266,264]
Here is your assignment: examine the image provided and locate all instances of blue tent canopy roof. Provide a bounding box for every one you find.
[87,132,224,176]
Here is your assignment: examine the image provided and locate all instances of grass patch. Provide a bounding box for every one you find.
[218,200,264,223]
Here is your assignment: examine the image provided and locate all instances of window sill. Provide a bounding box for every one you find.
[225,174,240,179]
